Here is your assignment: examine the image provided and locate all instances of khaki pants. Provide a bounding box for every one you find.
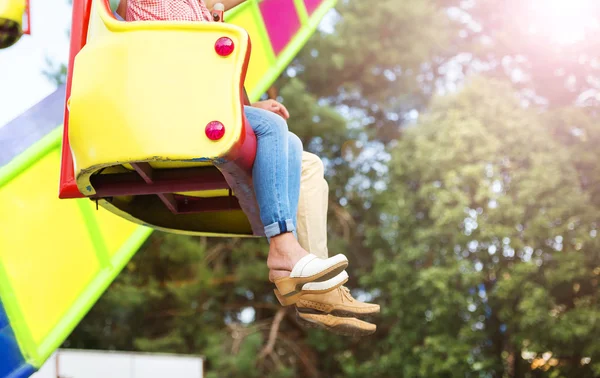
[297,152,329,259]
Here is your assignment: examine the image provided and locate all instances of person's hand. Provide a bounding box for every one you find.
[252,100,290,120]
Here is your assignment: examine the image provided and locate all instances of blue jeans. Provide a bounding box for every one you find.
[244,106,302,239]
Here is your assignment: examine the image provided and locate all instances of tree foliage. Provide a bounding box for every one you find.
[363,78,600,377]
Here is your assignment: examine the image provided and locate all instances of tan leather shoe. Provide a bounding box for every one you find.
[296,311,376,336]
[296,286,380,319]
[272,254,348,303]
[273,271,349,306]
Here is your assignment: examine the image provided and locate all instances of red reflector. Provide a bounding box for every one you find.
[206,121,225,140]
[215,37,234,56]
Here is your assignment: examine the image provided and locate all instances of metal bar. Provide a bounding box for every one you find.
[158,193,178,213]
[23,0,31,34]
[292,0,309,24]
[131,162,154,183]
[130,163,180,213]
[90,167,229,197]
[59,0,93,199]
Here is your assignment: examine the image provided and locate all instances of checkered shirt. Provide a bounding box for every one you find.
[126,0,212,22]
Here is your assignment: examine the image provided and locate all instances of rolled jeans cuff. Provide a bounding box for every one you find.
[264,219,296,239]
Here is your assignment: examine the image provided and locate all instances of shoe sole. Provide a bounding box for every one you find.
[296,312,376,337]
[297,307,379,322]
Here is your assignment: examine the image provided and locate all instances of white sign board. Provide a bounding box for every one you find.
[32,350,204,378]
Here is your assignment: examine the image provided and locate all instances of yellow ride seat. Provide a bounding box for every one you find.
[0,0,26,49]
[67,0,263,236]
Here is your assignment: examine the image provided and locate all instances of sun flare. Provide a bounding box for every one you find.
[528,0,599,44]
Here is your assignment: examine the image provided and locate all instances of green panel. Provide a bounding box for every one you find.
[0,251,38,363]
[293,0,310,24]
[77,199,111,268]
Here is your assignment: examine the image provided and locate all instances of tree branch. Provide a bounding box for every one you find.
[259,308,286,359]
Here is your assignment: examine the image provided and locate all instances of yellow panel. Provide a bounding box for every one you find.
[229,8,272,92]
[0,149,100,344]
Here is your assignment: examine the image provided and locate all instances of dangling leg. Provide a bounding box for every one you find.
[294,152,380,336]
[244,106,348,301]
[297,152,329,259]
[267,131,303,282]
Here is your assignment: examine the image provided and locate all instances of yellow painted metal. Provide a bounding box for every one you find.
[69,0,250,197]
[0,149,98,345]
[0,0,25,48]
[173,189,231,197]
[0,145,142,364]
[0,0,25,24]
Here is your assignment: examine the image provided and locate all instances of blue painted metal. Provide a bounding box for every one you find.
[0,300,36,378]
[0,85,66,168]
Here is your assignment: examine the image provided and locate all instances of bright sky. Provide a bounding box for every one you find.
[0,0,71,127]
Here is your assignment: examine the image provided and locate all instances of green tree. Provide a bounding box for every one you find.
[358,78,600,378]
[294,0,461,143]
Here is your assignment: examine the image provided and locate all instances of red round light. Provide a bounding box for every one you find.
[206,121,225,141]
[215,37,234,56]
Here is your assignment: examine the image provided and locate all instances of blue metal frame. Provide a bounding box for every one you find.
[0,301,35,378]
